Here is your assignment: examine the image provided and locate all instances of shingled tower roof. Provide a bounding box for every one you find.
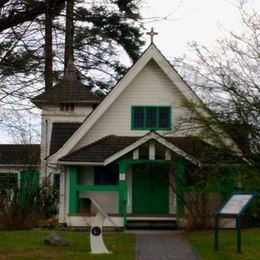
[31,59,101,108]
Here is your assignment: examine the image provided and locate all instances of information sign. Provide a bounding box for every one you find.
[214,191,257,253]
[219,194,254,215]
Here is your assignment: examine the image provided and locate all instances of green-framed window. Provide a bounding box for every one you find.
[131,106,171,130]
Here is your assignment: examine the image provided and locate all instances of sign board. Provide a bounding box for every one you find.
[219,194,254,215]
[215,191,257,253]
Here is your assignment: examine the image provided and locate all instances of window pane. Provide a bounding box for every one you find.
[146,107,157,128]
[133,107,144,128]
[94,165,119,185]
[159,107,170,128]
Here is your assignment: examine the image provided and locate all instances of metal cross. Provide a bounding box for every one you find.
[146,27,158,43]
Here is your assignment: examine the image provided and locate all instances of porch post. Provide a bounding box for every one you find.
[69,166,78,214]
[176,160,185,223]
[118,161,127,226]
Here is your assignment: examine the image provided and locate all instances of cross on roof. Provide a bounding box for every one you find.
[146,27,158,43]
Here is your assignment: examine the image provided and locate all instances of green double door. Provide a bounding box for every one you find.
[132,164,169,214]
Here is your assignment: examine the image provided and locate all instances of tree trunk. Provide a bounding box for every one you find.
[44,0,53,89]
[64,0,74,69]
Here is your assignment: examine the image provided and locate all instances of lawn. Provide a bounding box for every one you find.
[185,228,260,260]
[0,230,135,259]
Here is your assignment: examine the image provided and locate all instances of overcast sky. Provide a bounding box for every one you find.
[141,0,259,59]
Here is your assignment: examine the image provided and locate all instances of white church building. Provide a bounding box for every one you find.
[31,43,242,228]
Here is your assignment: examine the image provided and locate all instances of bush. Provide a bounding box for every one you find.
[0,173,59,230]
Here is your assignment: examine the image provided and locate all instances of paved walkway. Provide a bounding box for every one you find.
[136,234,199,260]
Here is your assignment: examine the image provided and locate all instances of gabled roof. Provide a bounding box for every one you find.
[49,122,82,155]
[58,131,240,166]
[59,135,139,164]
[48,43,242,163]
[0,144,40,166]
[32,60,101,108]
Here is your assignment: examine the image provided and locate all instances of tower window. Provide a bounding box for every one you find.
[60,103,75,112]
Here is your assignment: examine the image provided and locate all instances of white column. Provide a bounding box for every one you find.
[58,168,66,223]
[133,149,139,160]
[149,141,155,160]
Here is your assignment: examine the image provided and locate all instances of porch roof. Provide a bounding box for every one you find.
[58,132,239,165]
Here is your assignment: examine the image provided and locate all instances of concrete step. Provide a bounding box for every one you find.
[127,219,177,230]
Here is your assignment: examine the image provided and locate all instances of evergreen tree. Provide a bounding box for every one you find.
[0,0,144,141]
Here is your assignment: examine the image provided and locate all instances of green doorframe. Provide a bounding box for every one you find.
[118,162,128,226]
[116,159,186,226]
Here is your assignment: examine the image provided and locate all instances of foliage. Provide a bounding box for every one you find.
[168,158,259,230]
[0,172,59,230]
[38,218,59,228]
[0,0,144,142]
[37,186,59,219]
[174,5,260,158]
[185,229,260,260]
[0,231,135,259]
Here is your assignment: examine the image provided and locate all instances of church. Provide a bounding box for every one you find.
[1,42,243,228]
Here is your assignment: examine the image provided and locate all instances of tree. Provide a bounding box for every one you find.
[174,6,260,162]
[0,0,144,142]
[170,5,260,229]
[0,0,66,32]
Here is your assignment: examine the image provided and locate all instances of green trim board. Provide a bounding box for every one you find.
[75,185,119,192]
[69,166,78,214]
[69,166,123,215]
[131,106,172,131]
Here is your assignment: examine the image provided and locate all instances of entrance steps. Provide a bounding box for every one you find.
[126,215,177,230]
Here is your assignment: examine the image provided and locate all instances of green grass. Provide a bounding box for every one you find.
[0,230,135,259]
[185,228,260,260]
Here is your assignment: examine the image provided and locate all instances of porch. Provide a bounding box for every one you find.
[59,158,185,228]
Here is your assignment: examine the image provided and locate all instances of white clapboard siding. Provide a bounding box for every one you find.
[79,191,119,214]
[75,60,202,150]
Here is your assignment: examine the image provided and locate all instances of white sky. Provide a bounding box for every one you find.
[141,0,259,59]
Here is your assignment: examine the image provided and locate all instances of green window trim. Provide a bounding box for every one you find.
[131,106,172,131]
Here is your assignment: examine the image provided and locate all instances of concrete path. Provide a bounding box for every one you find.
[136,234,199,260]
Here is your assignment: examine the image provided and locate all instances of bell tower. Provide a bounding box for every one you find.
[31,60,101,180]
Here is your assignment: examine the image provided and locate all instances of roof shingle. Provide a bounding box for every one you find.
[31,61,101,107]
[49,123,82,155]
[0,144,40,165]
[59,135,239,163]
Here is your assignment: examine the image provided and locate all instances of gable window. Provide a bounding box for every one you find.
[132,106,171,130]
[60,103,75,112]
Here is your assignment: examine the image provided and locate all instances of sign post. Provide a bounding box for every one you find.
[214,191,257,253]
